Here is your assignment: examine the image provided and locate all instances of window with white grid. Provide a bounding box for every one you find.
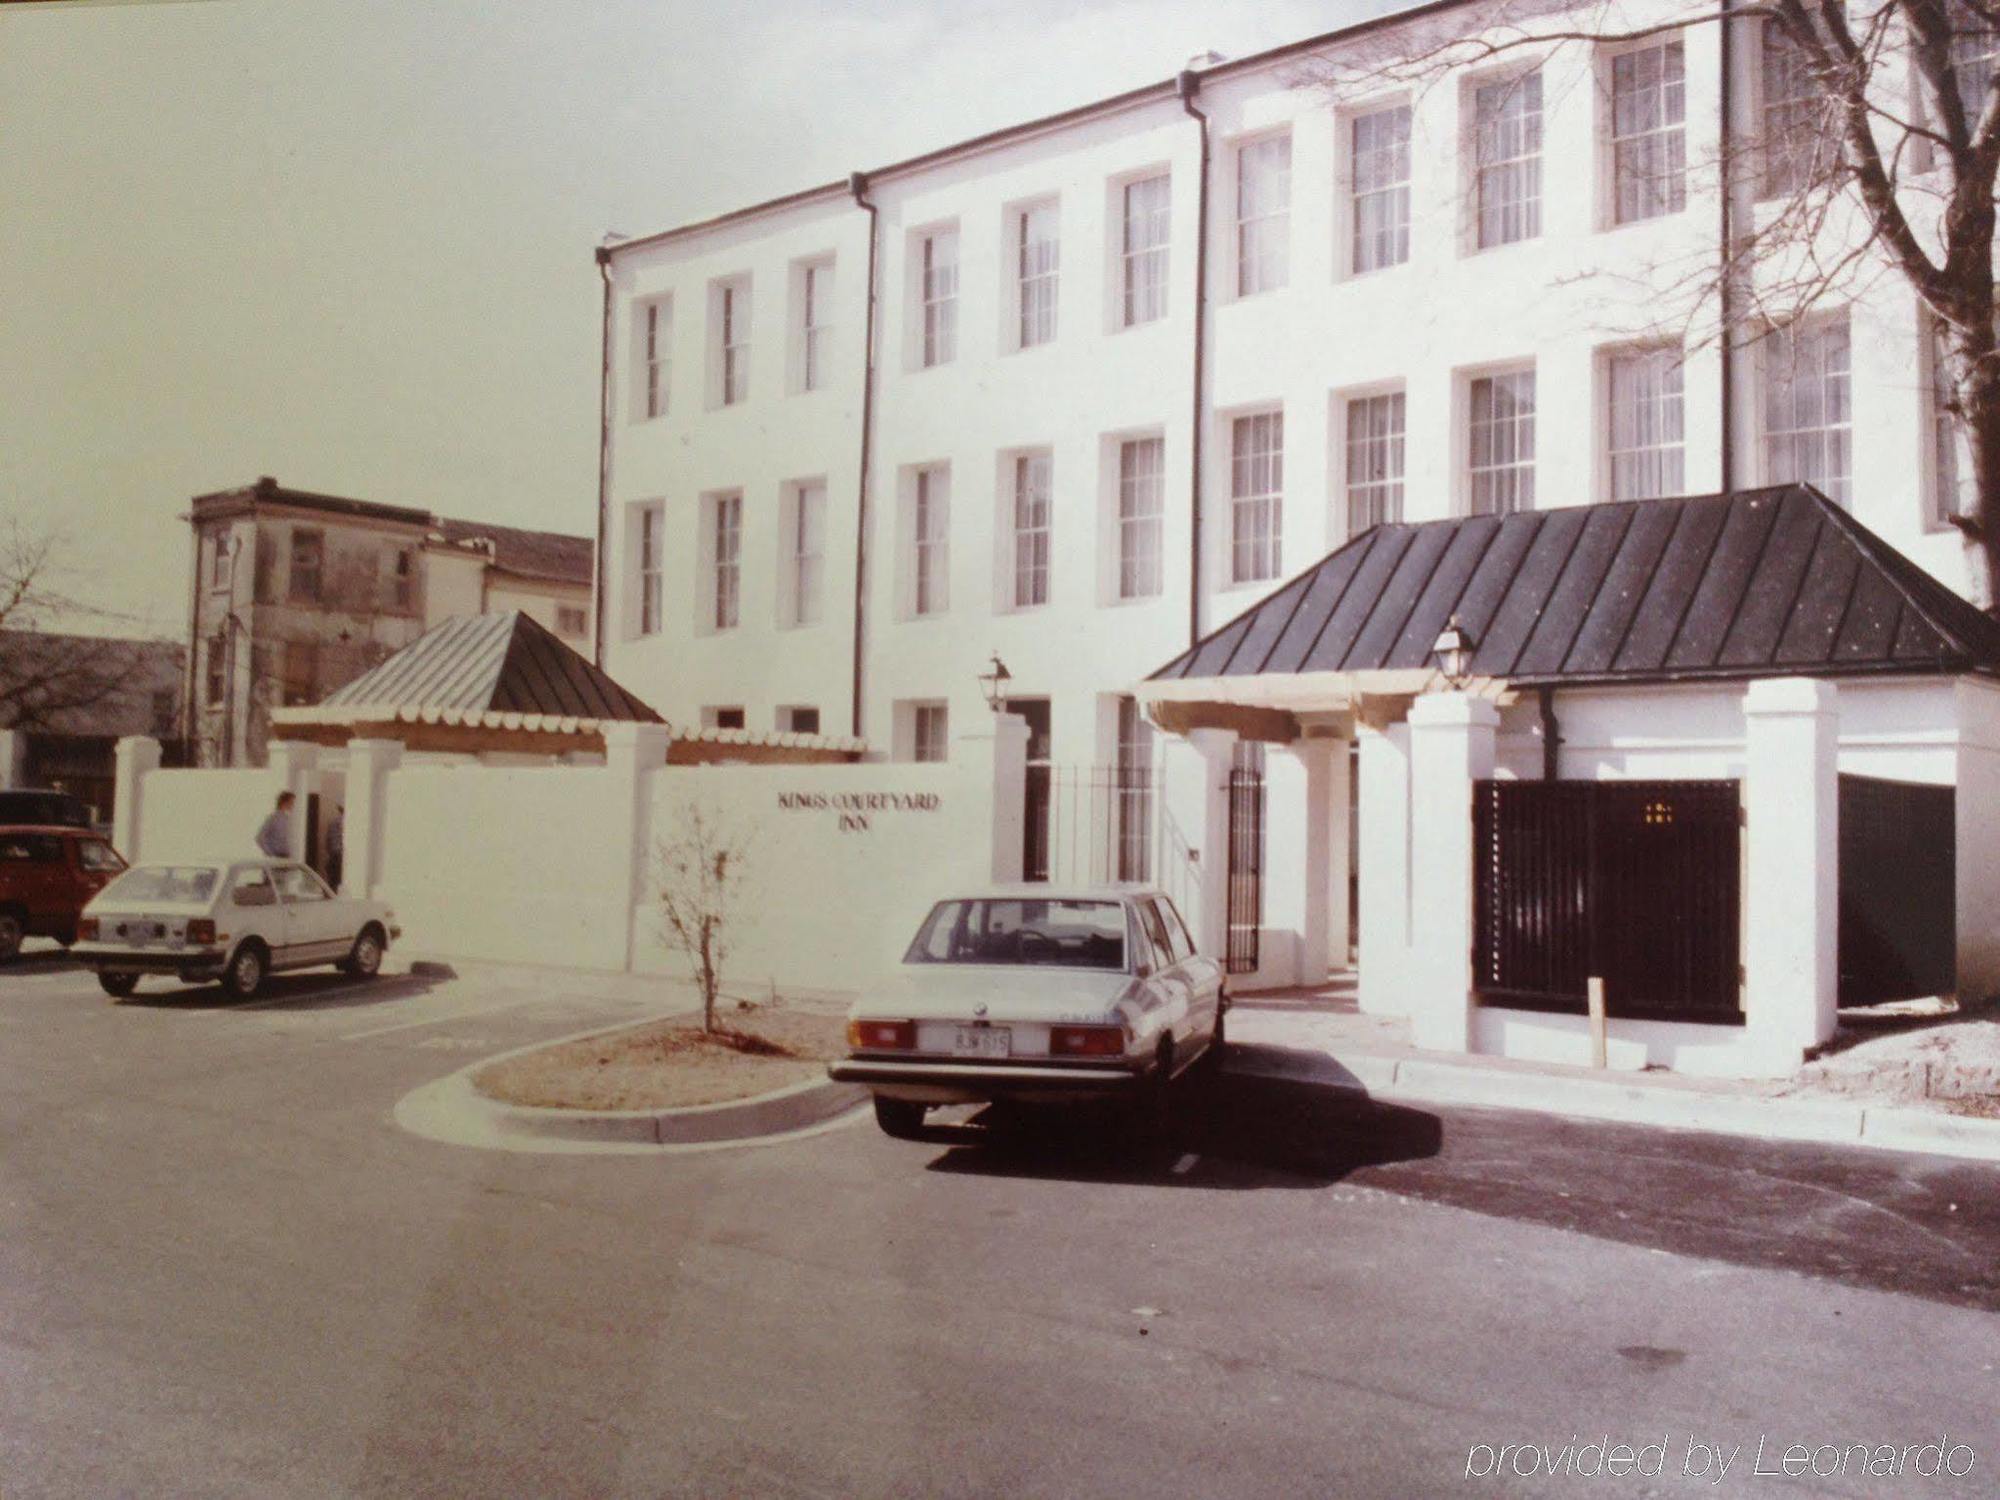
[1115,695,1155,883]
[642,299,670,419]
[1951,6,2000,122]
[1931,326,1974,527]
[1763,318,1851,505]
[1230,412,1284,584]
[913,466,950,616]
[1611,42,1685,224]
[1760,23,1820,200]
[1474,72,1543,248]
[1606,348,1686,500]
[1121,174,1170,327]
[789,481,825,626]
[1011,452,1052,608]
[719,281,750,405]
[1117,436,1165,600]
[637,503,664,637]
[1351,105,1411,273]
[709,493,741,631]
[800,262,831,393]
[1345,392,1406,534]
[920,229,958,367]
[913,702,948,763]
[1469,370,1537,514]
[1235,135,1291,296]
[1017,202,1059,348]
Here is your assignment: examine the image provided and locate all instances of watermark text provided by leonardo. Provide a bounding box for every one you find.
[1465,1433,1976,1482]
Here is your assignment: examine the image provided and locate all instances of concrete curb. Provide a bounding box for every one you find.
[1223,1048,2000,1162]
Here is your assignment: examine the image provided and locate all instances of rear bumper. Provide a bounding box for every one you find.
[73,944,226,977]
[827,1055,1149,1106]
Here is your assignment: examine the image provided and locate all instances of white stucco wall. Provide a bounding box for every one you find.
[136,768,284,863]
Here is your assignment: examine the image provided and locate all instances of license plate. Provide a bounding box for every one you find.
[951,1027,1011,1059]
[119,921,165,943]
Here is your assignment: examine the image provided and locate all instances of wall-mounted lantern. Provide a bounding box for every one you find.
[1431,616,1477,688]
[977,653,1013,712]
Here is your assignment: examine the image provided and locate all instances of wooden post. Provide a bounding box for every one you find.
[1587,976,1607,1069]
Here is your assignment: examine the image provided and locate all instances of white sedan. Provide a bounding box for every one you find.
[829,886,1227,1139]
[73,859,399,999]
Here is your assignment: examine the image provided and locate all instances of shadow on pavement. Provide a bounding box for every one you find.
[921,1071,1441,1190]
[3,950,82,978]
[113,970,443,1013]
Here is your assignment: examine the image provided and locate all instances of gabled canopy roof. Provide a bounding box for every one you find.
[1152,487,2000,689]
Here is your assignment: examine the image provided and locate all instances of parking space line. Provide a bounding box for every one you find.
[340,993,548,1040]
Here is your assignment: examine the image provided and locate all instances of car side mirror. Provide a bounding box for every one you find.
[235,886,275,907]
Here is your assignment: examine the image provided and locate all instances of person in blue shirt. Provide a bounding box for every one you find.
[255,790,295,859]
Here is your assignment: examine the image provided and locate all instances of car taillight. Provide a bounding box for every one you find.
[847,1019,916,1051]
[1050,1025,1127,1057]
[77,917,98,941]
[187,919,217,945]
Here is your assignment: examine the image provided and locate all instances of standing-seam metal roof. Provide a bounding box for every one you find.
[1152,487,2000,685]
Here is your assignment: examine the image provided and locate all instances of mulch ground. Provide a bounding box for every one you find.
[472,1002,848,1111]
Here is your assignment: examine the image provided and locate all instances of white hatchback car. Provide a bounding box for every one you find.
[73,859,399,999]
[829,886,1227,1139]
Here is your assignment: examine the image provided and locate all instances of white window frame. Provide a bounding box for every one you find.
[635,502,665,638]
[705,491,741,632]
[1235,133,1291,297]
[1762,316,1852,506]
[1467,367,1537,515]
[781,479,826,627]
[911,701,949,763]
[1930,316,1978,529]
[1114,695,1156,883]
[777,705,821,735]
[1229,410,1284,585]
[640,297,671,419]
[1009,450,1053,609]
[1116,435,1165,601]
[918,227,959,368]
[1349,104,1412,275]
[715,278,751,407]
[1608,40,1686,225]
[1119,172,1170,327]
[1343,389,1407,535]
[1014,199,1060,350]
[798,259,832,394]
[1758,21,1821,201]
[701,706,746,730]
[911,464,950,618]
[1951,10,2000,123]
[1604,345,1686,501]
[1472,69,1543,249]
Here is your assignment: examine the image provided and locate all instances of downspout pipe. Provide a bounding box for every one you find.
[593,244,615,669]
[1538,685,1562,781]
[1718,0,1735,493]
[848,170,880,742]
[1178,69,1210,649]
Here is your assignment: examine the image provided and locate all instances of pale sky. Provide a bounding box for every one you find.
[1,0,1393,639]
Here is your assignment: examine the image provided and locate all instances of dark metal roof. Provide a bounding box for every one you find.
[1152,487,2000,686]
[321,611,661,721]
[432,517,595,586]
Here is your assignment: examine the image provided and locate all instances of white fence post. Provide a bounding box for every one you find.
[112,735,162,858]
[1357,723,1412,1016]
[1406,693,1498,1053]
[342,738,403,897]
[954,711,1029,883]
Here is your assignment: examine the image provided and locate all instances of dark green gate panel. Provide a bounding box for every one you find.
[1838,775,1956,1005]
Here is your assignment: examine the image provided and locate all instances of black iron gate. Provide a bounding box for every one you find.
[1225,766,1264,974]
[1473,779,1742,1022]
[1839,774,1955,1005]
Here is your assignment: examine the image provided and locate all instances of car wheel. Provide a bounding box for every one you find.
[341,925,385,979]
[1202,1005,1228,1071]
[0,910,23,962]
[1135,1038,1175,1144]
[221,942,267,1000]
[97,972,139,999]
[873,1096,928,1140]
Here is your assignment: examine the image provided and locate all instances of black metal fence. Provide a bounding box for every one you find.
[1839,774,1956,1005]
[1473,778,1742,1023]
[1225,767,1264,974]
[1025,765,1164,887]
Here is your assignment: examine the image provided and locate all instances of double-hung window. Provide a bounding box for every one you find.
[1345,392,1406,533]
[209,532,230,588]
[913,466,950,616]
[1611,43,1686,223]
[800,263,831,393]
[1950,7,1999,124]
[642,299,670,418]
[1011,452,1052,608]
[1932,323,1977,526]
[1115,696,1155,883]
[1351,105,1412,273]
[709,493,741,631]
[719,281,750,405]
[1469,370,1537,514]
[637,504,664,636]
[1236,135,1291,295]
[920,229,958,367]
[1763,318,1851,505]
[1230,412,1284,584]
[913,702,948,763]
[1474,72,1543,248]
[788,482,825,626]
[1121,174,1170,326]
[1117,436,1165,600]
[288,528,324,603]
[1017,202,1059,348]
[1760,23,1820,199]
[1607,347,1685,500]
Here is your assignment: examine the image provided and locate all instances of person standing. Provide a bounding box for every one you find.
[325,804,344,892]
[255,790,294,859]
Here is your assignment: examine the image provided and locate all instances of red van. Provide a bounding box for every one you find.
[0,825,127,961]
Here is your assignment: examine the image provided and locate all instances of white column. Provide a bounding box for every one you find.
[1160,726,1236,963]
[1326,736,1352,968]
[266,740,319,858]
[604,722,673,971]
[1406,693,1499,1052]
[341,738,403,897]
[112,735,162,859]
[1357,722,1412,1015]
[1743,677,1839,1071]
[1953,679,2000,1004]
[0,729,24,790]
[1269,737,1339,987]
[954,710,1030,883]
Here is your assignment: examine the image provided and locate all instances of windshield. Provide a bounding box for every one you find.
[904,899,1128,970]
[100,865,221,905]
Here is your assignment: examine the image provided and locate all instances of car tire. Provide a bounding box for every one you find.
[0,909,24,963]
[873,1096,928,1140]
[97,972,139,999]
[1202,1005,1228,1072]
[221,941,267,1000]
[341,924,385,979]
[1136,1038,1175,1144]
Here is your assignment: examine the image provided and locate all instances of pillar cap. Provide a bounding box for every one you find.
[1744,676,1838,716]
[1408,692,1501,729]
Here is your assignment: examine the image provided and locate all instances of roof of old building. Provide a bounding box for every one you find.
[189,476,432,528]
[1151,486,2000,688]
[431,517,595,586]
[319,610,658,721]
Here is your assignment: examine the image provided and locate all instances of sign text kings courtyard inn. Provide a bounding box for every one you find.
[777,789,943,834]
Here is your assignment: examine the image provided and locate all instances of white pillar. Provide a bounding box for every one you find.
[266,740,319,858]
[1743,677,1839,1071]
[954,711,1030,883]
[0,728,24,790]
[1357,722,1413,1016]
[604,721,673,971]
[1952,679,2000,1004]
[1326,736,1352,968]
[1269,737,1339,987]
[1406,693,1499,1052]
[1160,726,1236,963]
[342,738,403,897]
[112,735,162,859]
